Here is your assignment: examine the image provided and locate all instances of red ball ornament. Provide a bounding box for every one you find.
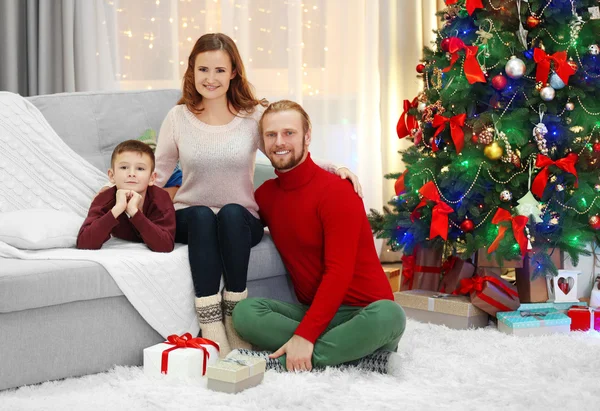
[593,142,600,152]
[416,63,426,73]
[460,219,475,232]
[590,215,600,230]
[491,74,508,91]
[526,15,541,28]
[471,133,479,143]
[441,38,451,52]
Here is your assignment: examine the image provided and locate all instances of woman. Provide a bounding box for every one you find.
[154,33,362,356]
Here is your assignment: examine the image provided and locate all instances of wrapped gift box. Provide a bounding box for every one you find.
[438,258,475,294]
[514,248,564,303]
[455,274,520,317]
[412,246,443,291]
[143,334,220,380]
[206,354,266,394]
[567,306,600,332]
[394,289,489,329]
[497,307,571,336]
[383,267,400,292]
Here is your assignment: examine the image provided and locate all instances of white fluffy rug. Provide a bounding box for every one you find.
[2,319,600,411]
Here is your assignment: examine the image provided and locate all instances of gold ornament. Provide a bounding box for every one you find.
[484,141,503,160]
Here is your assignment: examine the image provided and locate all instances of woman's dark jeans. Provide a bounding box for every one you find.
[175,204,264,297]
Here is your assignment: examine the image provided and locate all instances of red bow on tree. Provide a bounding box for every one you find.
[533,48,576,85]
[161,333,219,376]
[395,170,408,195]
[442,37,486,84]
[397,97,419,139]
[431,113,467,153]
[487,208,529,257]
[531,153,579,198]
[411,181,454,240]
[445,0,483,15]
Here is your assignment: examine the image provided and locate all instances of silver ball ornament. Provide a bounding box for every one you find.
[594,184,600,192]
[540,86,556,101]
[565,102,575,111]
[556,184,565,192]
[500,190,513,202]
[505,56,526,79]
[549,73,565,90]
[589,44,600,56]
[417,102,427,113]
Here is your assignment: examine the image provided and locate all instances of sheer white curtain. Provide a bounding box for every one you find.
[110,0,382,210]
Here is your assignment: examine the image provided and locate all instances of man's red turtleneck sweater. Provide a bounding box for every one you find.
[255,154,393,343]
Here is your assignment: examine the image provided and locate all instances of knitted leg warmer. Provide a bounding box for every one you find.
[195,293,231,357]
[222,289,253,350]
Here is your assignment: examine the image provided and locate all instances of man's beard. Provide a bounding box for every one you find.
[271,136,306,171]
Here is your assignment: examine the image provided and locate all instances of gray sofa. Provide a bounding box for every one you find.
[0,89,295,391]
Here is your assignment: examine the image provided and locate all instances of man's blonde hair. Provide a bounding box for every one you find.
[259,100,312,136]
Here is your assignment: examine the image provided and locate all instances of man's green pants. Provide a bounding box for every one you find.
[232,298,406,370]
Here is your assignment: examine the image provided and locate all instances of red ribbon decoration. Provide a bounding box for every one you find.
[431,113,467,153]
[396,97,419,139]
[394,170,408,195]
[533,48,576,85]
[487,208,529,257]
[453,275,519,312]
[442,37,486,84]
[161,333,220,376]
[531,153,579,198]
[410,182,454,240]
[445,0,483,15]
[401,254,416,289]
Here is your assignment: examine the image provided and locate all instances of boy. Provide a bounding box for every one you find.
[77,140,176,252]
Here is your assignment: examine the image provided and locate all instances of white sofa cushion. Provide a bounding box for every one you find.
[0,209,84,250]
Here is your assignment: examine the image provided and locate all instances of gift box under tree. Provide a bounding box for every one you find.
[395,289,489,329]
[400,245,443,291]
[453,273,520,317]
[497,305,571,336]
[438,256,475,294]
[515,247,564,303]
[567,306,600,332]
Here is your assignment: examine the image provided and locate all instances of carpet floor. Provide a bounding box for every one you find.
[2,319,599,411]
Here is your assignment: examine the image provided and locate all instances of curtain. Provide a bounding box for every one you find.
[0,0,119,96]
[378,0,444,260]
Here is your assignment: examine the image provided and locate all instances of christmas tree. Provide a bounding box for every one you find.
[370,0,600,278]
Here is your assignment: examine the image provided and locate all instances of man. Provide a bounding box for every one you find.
[232,100,406,374]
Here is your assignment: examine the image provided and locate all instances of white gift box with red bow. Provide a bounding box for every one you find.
[143,333,220,380]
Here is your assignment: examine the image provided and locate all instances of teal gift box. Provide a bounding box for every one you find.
[497,307,571,336]
[517,302,587,313]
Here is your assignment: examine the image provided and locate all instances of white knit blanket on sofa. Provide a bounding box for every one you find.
[0,91,198,338]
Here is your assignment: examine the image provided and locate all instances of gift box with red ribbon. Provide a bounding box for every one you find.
[567,306,600,332]
[454,273,520,317]
[438,257,475,294]
[400,246,443,291]
[143,333,220,380]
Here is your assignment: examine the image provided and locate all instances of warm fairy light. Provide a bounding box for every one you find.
[149,44,153,49]
[151,17,155,22]
[169,18,173,23]
[182,22,187,27]
[324,47,328,51]
[187,37,192,41]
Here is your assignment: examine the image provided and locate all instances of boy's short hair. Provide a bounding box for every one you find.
[111,140,156,171]
[259,100,312,136]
